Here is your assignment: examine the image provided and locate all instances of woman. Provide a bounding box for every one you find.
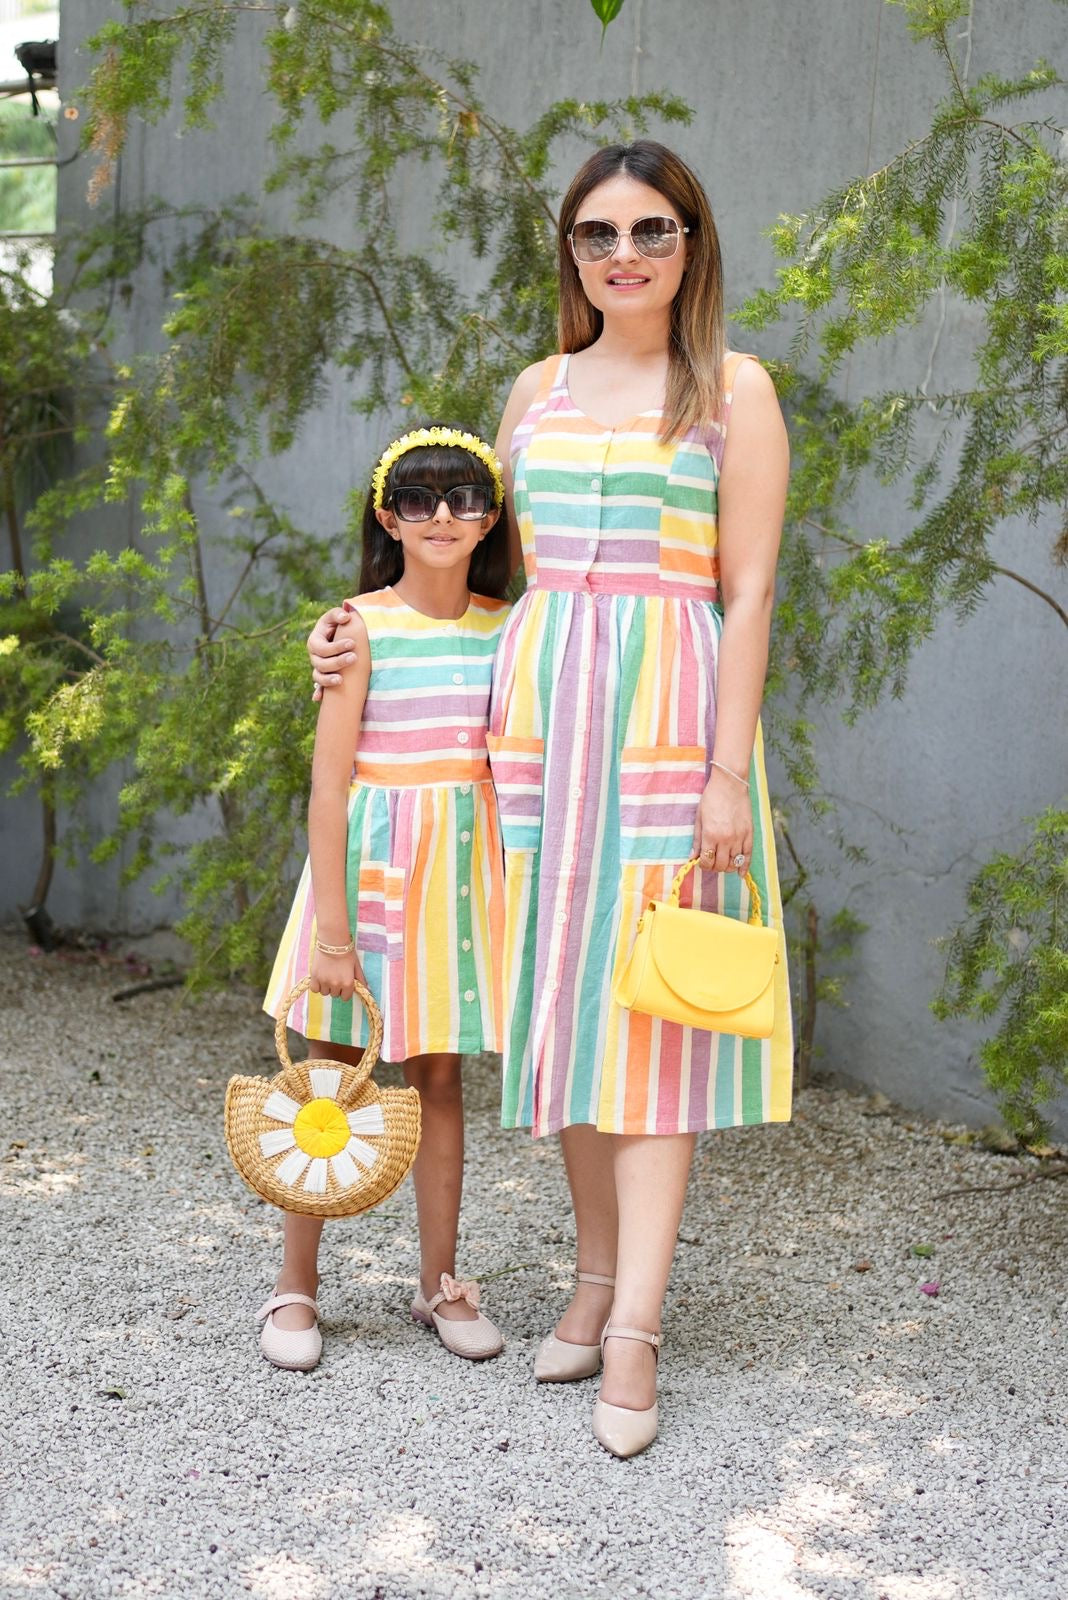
[310,140,792,1457]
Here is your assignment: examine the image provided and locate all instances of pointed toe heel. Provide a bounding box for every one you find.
[592,1323,662,1459]
[533,1269,615,1384]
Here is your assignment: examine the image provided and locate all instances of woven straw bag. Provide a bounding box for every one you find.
[225,975,421,1218]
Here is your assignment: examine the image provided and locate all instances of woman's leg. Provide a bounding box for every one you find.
[403,1053,476,1323]
[270,1038,363,1331]
[551,1124,619,1344]
[599,1131,696,1409]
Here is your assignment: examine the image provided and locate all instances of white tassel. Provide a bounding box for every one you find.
[347,1104,385,1136]
[263,1090,301,1124]
[309,1067,342,1100]
[330,1150,360,1190]
[303,1158,328,1193]
[274,1148,311,1186]
[344,1135,379,1171]
[259,1128,296,1157]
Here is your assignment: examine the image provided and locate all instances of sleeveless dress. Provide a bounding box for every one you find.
[488,352,793,1137]
[265,587,511,1062]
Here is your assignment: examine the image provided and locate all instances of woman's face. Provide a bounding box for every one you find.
[568,174,688,324]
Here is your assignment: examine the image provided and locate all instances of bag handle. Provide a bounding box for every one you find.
[274,974,384,1098]
[669,858,764,928]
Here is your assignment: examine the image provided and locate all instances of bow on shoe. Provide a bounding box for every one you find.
[438,1273,481,1310]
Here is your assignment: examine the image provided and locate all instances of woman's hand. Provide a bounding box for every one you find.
[693,768,753,877]
[308,606,359,701]
[309,948,364,1002]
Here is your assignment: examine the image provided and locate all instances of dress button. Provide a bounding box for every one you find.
[445,622,458,632]
[460,830,471,844]
[563,853,576,867]
[464,989,475,1003]
[460,884,470,898]
[457,730,469,745]
[460,784,471,796]
[462,938,472,952]
[580,657,591,672]
[586,539,597,554]
[555,911,568,925]
[570,785,582,800]
[547,979,559,992]
[452,672,464,684]
[590,478,601,491]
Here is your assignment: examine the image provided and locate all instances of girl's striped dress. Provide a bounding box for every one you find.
[489,351,793,1137]
[265,587,511,1062]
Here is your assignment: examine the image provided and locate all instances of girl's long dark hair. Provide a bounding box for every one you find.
[358,435,510,599]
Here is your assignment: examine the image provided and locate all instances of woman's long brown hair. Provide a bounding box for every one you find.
[557,141,725,441]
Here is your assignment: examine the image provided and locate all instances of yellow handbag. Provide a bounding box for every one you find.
[613,859,779,1038]
[224,976,422,1218]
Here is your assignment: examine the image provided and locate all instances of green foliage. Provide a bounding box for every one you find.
[0,102,56,234]
[5,0,688,981]
[934,808,1068,1141]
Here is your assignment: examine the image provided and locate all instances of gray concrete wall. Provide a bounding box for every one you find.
[7,0,1066,1131]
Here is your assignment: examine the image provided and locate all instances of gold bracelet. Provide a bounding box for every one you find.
[315,936,355,956]
[709,759,750,791]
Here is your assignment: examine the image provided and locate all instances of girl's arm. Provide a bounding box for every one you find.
[494,360,547,577]
[693,359,789,875]
[308,610,371,999]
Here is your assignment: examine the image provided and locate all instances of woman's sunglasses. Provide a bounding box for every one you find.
[388,484,494,522]
[568,215,690,264]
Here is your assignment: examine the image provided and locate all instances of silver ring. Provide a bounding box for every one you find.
[732,853,747,868]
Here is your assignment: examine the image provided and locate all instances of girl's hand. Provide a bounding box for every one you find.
[309,948,364,1002]
[308,606,359,701]
[693,768,753,877]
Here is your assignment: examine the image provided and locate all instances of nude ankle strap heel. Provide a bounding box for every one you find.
[532,1270,616,1383]
[592,1325,661,1458]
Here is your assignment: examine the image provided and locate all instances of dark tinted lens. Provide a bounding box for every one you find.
[570,220,618,262]
[445,484,492,519]
[393,486,437,520]
[631,216,679,257]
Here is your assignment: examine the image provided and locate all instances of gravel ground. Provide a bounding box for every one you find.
[2,931,1066,1600]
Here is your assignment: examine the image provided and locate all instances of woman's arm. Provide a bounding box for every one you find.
[494,360,547,577]
[308,610,371,998]
[693,359,789,875]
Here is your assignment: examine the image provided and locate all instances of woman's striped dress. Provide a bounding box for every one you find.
[488,352,793,1137]
[265,587,511,1062]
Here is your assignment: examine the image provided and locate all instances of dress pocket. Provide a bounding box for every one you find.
[619,744,708,864]
[354,862,406,960]
[486,733,545,854]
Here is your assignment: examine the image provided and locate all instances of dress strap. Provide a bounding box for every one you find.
[535,352,568,404]
[723,350,759,394]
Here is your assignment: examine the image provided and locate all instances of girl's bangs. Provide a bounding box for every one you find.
[387,445,495,497]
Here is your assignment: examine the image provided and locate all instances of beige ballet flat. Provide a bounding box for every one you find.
[533,1270,615,1383]
[257,1292,322,1372]
[592,1324,661,1459]
[411,1273,503,1361]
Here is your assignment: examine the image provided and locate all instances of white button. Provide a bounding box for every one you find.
[460,830,471,844]
[445,622,458,632]
[460,784,471,795]
[587,540,597,553]
[580,657,591,672]
[464,989,475,1003]
[590,478,601,490]
[570,785,582,799]
[555,911,568,925]
[563,853,575,867]
[460,885,469,898]
[452,672,464,684]
[462,938,472,952]
[547,979,559,992]
[457,731,469,745]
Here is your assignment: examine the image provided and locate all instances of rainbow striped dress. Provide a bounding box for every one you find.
[264,587,511,1062]
[489,352,793,1137]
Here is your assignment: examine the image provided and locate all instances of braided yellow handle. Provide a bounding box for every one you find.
[669,858,763,927]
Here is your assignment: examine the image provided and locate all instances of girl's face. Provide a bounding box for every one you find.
[375,491,498,580]
[569,174,689,324]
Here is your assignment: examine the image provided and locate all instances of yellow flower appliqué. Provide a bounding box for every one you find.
[258,1066,386,1195]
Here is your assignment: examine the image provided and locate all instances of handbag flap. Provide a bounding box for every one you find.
[646,902,778,1010]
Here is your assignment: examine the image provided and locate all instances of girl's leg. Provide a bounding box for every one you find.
[402,1053,476,1324]
[599,1132,696,1410]
[270,1038,364,1331]
[551,1124,618,1345]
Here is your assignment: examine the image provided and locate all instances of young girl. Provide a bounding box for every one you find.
[258,427,512,1371]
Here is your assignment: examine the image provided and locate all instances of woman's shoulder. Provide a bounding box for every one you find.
[507,354,561,409]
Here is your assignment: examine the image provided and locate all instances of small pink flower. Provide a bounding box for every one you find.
[919,1280,941,1297]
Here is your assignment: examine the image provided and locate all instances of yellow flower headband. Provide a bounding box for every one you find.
[371,427,505,511]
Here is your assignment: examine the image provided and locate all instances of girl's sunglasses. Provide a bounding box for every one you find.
[568,215,690,264]
[389,484,494,521]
